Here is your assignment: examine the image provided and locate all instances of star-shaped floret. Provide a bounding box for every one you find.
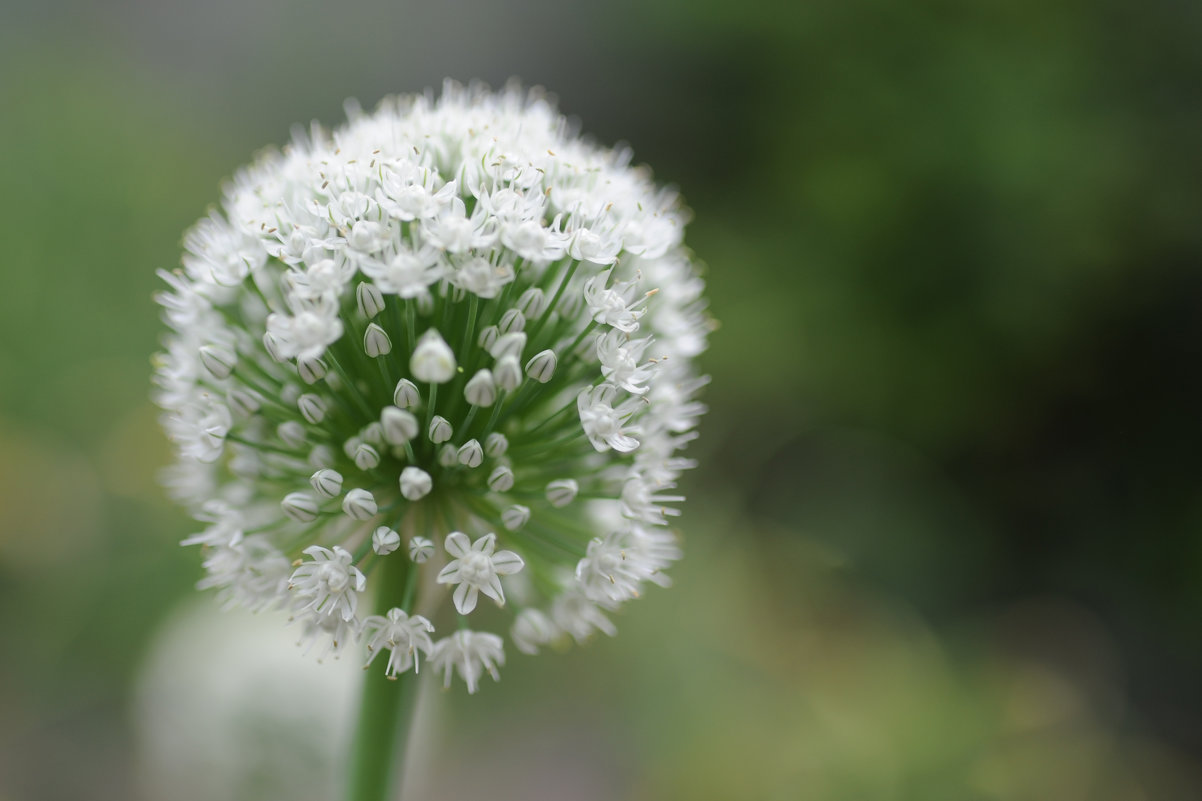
[435,532,524,614]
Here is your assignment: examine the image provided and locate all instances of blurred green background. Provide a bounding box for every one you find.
[3,0,1202,798]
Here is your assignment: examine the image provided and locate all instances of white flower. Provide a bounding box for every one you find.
[451,256,513,299]
[576,531,645,605]
[620,476,684,526]
[183,212,265,286]
[360,247,444,298]
[200,540,291,613]
[265,295,344,361]
[420,197,497,254]
[596,329,657,395]
[583,270,647,333]
[288,546,366,622]
[511,609,557,655]
[552,586,617,642]
[156,82,709,686]
[577,384,642,453]
[429,630,505,694]
[436,532,525,614]
[362,608,435,677]
[378,166,456,222]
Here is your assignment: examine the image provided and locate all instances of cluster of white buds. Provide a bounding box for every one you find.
[154,81,711,693]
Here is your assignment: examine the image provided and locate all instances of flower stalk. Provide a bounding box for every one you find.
[349,547,417,801]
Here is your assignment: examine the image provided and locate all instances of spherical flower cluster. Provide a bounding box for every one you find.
[154,82,711,693]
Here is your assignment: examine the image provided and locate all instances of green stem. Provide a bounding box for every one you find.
[348,551,417,801]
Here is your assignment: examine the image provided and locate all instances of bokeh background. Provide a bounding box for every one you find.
[3,0,1202,798]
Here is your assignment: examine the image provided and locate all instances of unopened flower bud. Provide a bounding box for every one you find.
[438,444,458,467]
[477,325,499,352]
[516,287,546,317]
[356,281,385,319]
[229,450,262,478]
[498,309,525,334]
[490,331,526,360]
[464,369,497,407]
[310,468,343,499]
[262,331,285,362]
[559,290,584,319]
[199,345,237,380]
[494,354,522,391]
[487,465,515,492]
[298,394,327,424]
[457,439,484,468]
[353,442,380,470]
[278,421,307,449]
[411,328,456,383]
[512,608,555,655]
[501,504,530,530]
[428,415,452,443]
[408,535,434,563]
[342,488,378,519]
[308,444,335,469]
[227,388,261,417]
[525,349,557,383]
[282,491,320,522]
[361,422,384,445]
[546,478,579,508]
[484,432,509,457]
[297,357,328,384]
[393,378,420,409]
[399,466,432,500]
[380,406,418,445]
[372,526,401,555]
[414,289,434,316]
[364,323,392,357]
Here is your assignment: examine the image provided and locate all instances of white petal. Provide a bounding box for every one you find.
[453,583,478,615]
[444,531,471,558]
[491,550,525,575]
[436,561,461,584]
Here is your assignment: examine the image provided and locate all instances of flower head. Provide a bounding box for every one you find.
[155,81,711,692]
